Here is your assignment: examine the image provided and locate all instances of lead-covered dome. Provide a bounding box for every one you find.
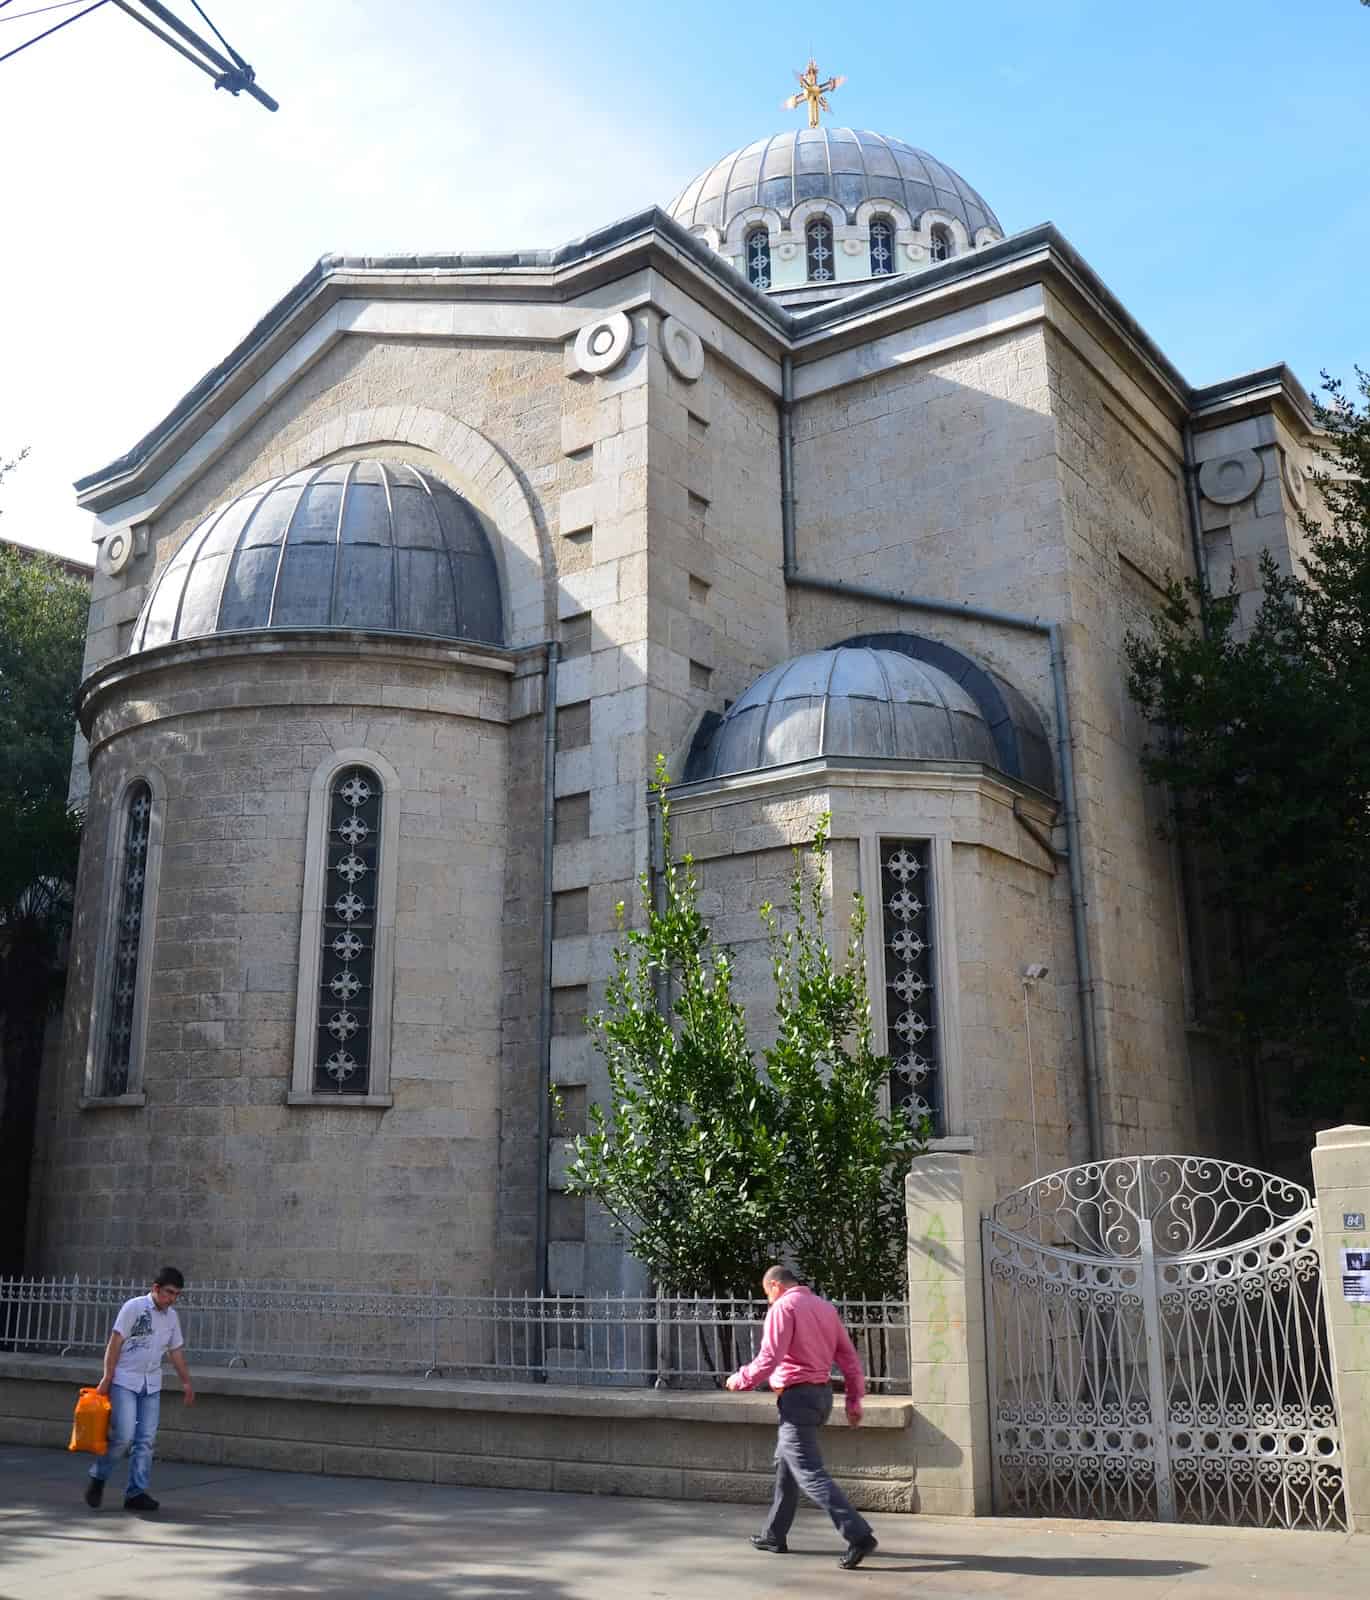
[130,460,504,652]
[684,641,1055,794]
[668,127,1001,238]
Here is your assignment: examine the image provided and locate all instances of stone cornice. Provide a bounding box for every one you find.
[76,627,526,739]
[664,754,1059,820]
[73,207,1313,518]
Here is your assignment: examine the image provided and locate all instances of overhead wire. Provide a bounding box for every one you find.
[0,0,107,65]
[0,1,92,24]
[0,0,276,108]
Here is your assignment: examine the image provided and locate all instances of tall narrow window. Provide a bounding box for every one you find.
[100,781,152,1097]
[805,217,834,282]
[316,766,382,1095]
[869,216,894,277]
[880,839,941,1133]
[745,226,771,290]
[929,224,952,263]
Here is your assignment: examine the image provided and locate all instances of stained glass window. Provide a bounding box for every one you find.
[101,781,152,1096]
[869,217,894,277]
[316,766,382,1094]
[930,225,952,263]
[745,227,771,290]
[805,217,834,283]
[880,839,941,1133]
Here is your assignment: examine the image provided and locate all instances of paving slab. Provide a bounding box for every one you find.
[1,1443,1367,1599]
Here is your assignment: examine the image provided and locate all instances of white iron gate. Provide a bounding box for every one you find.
[983,1156,1346,1530]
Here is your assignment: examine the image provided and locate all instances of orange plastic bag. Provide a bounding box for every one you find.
[68,1387,110,1455]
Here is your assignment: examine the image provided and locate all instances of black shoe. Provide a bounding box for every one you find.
[839,1533,878,1570]
[124,1493,159,1512]
[750,1534,788,1554]
[83,1479,104,1509]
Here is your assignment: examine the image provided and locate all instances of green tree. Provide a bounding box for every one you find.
[1125,369,1370,1116]
[563,773,784,1297]
[762,818,924,1300]
[564,765,923,1299]
[0,454,90,1275]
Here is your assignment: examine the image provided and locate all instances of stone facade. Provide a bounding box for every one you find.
[33,182,1329,1298]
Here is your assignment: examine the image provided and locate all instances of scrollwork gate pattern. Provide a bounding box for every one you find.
[983,1156,1345,1530]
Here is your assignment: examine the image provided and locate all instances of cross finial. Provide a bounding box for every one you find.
[784,58,845,129]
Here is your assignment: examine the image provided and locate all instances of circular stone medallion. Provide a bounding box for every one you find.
[660,317,705,383]
[1282,452,1308,506]
[1199,449,1264,507]
[100,527,136,576]
[573,311,632,376]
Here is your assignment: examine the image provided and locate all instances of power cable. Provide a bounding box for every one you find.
[187,0,242,69]
[0,0,106,65]
[0,1,90,24]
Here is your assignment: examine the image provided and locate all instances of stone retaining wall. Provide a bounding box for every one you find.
[0,1357,919,1512]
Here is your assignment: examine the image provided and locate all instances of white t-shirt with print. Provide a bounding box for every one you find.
[110,1294,184,1395]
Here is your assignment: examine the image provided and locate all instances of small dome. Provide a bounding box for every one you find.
[684,647,1002,782]
[668,127,1000,239]
[130,460,504,653]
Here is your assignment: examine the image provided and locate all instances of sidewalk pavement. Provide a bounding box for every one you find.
[1,1443,1366,1600]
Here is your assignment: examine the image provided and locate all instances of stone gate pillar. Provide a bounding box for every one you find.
[905,1151,996,1515]
[1312,1124,1370,1532]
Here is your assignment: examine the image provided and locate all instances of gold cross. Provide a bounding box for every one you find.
[784,58,845,129]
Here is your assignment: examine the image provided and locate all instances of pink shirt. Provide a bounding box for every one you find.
[731,1286,866,1408]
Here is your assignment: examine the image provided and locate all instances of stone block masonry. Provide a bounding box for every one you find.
[0,1357,917,1513]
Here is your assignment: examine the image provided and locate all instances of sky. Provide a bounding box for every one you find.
[0,0,1367,561]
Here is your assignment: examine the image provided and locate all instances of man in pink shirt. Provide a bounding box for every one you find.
[726,1265,879,1570]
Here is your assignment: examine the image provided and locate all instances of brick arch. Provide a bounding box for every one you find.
[267,404,553,646]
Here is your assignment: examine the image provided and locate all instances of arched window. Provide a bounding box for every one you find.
[745,226,771,290]
[292,750,400,1106]
[930,224,953,263]
[101,782,151,1096]
[85,771,165,1105]
[805,217,834,282]
[315,766,382,1095]
[869,216,894,277]
[879,839,942,1135]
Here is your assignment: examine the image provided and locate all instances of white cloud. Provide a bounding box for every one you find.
[0,0,690,557]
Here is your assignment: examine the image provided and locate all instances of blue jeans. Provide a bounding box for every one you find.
[89,1384,161,1497]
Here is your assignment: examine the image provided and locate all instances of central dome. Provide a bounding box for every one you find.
[668,127,1000,238]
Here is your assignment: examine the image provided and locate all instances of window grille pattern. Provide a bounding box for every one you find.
[805,217,834,282]
[869,217,894,276]
[101,782,152,1096]
[316,766,382,1094]
[745,227,771,290]
[930,225,952,263]
[880,839,940,1132]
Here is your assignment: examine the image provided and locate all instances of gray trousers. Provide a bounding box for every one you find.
[762,1383,872,1546]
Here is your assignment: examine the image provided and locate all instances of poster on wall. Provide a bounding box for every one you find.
[1341,1249,1370,1304]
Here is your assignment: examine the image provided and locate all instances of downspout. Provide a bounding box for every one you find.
[535,639,560,1298]
[777,354,1105,1160]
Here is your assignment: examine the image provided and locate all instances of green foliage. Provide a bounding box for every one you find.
[0,538,89,919]
[1125,369,1370,1114]
[761,817,926,1299]
[564,760,925,1297]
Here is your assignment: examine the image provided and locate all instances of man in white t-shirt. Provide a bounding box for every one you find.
[83,1267,195,1512]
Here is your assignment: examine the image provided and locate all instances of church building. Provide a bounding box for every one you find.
[28,72,1327,1297]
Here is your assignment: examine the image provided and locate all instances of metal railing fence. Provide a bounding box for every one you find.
[0,1277,910,1392]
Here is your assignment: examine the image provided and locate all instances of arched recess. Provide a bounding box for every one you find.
[290,747,403,1107]
[83,764,168,1105]
[252,405,554,647]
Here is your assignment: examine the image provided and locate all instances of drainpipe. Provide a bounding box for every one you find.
[534,639,560,1298]
[777,355,1105,1161]
[1180,418,1208,599]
